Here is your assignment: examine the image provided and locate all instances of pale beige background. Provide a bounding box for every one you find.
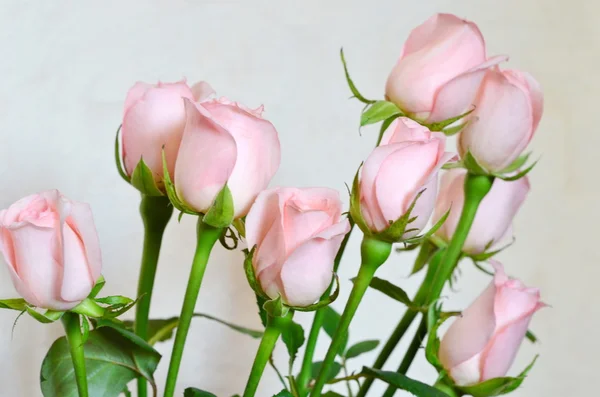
[0,0,594,396]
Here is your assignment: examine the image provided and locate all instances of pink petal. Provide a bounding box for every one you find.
[174,100,237,213]
[379,117,433,146]
[504,70,544,132]
[66,201,102,282]
[123,82,153,116]
[191,81,216,102]
[60,223,94,302]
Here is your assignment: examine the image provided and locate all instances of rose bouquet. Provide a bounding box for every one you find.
[0,13,544,397]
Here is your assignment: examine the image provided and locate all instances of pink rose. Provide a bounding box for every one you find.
[359,119,454,234]
[121,80,215,181]
[0,190,102,311]
[458,68,544,172]
[174,98,281,218]
[245,187,350,307]
[432,169,530,254]
[439,262,545,386]
[385,13,506,123]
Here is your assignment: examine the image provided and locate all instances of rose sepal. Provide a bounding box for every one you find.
[443,150,537,182]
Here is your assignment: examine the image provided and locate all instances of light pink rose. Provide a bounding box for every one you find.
[432,169,530,254]
[359,119,455,234]
[458,68,543,172]
[0,190,102,311]
[439,262,545,386]
[174,98,281,218]
[385,13,506,123]
[245,187,350,307]
[121,80,215,181]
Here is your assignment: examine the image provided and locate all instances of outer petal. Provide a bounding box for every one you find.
[245,187,281,249]
[439,280,497,372]
[201,101,281,217]
[60,223,94,302]
[428,55,508,123]
[458,69,533,171]
[504,70,544,132]
[385,13,486,113]
[432,169,465,241]
[122,84,195,177]
[123,82,152,116]
[374,141,441,230]
[175,100,237,213]
[279,220,350,306]
[67,201,102,281]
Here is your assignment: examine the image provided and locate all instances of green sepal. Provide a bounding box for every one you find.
[526,330,538,343]
[361,101,403,127]
[456,356,539,397]
[114,125,131,183]
[89,275,106,298]
[161,147,198,215]
[427,108,474,132]
[409,239,437,275]
[244,246,270,299]
[95,295,134,307]
[80,316,90,344]
[130,158,164,196]
[25,306,64,324]
[349,164,370,235]
[403,206,451,246]
[264,296,290,318]
[340,48,375,105]
[344,340,380,359]
[493,159,538,181]
[441,122,468,137]
[288,274,340,312]
[184,387,218,397]
[203,183,235,228]
[468,238,514,262]
[0,298,28,311]
[463,151,489,175]
[425,302,445,371]
[311,361,343,383]
[373,190,425,243]
[497,152,531,174]
[233,218,246,238]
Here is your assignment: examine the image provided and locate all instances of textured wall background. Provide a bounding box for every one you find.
[0,0,595,396]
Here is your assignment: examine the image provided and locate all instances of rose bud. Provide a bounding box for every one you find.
[121,80,215,182]
[0,190,102,311]
[432,169,530,254]
[358,121,454,237]
[174,98,281,219]
[245,187,350,307]
[385,13,506,123]
[439,262,545,386]
[458,68,543,172]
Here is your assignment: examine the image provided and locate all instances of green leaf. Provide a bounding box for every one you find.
[203,184,234,228]
[345,340,380,359]
[123,313,263,346]
[184,388,218,397]
[340,48,375,105]
[311,361,342,382]
[360,367,451,397]
[289,274,340,312]
[264,296,290,318]
[273,390,293,397]
[427,108,474,132]
[0,298,27,311]
[281,318,305,371]
[114,125,130,183]
[40,323,160,397]
[323,392,346,397]
[367,277,418,309]
[130,158,164,196]
[457,356,538,396]
[410,240,437,275]
[322,306,348,356]
[360,101,402,127]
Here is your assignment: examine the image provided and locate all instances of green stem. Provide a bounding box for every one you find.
[163,218,222,397]
[434,381,460,397]
[357,173,493,397]
[243,312,293,397]
[381,318,427,397]
[342,358,354,397]
[61,312,88,397]
[135,195,172,397]
[310,237,392,397]
[297,221,354,394]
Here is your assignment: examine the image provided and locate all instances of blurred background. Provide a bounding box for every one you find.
[0,0,594,396]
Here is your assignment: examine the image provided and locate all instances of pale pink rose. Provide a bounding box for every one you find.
[121,80,215,181]
[0,190,102,311]
[439,262,545,386]
[174,98,280,218]
[245,187,350,306]
[458,68,543,172]
[432,169,530,254]
[360,122,454,234]
[385,13,506,123]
